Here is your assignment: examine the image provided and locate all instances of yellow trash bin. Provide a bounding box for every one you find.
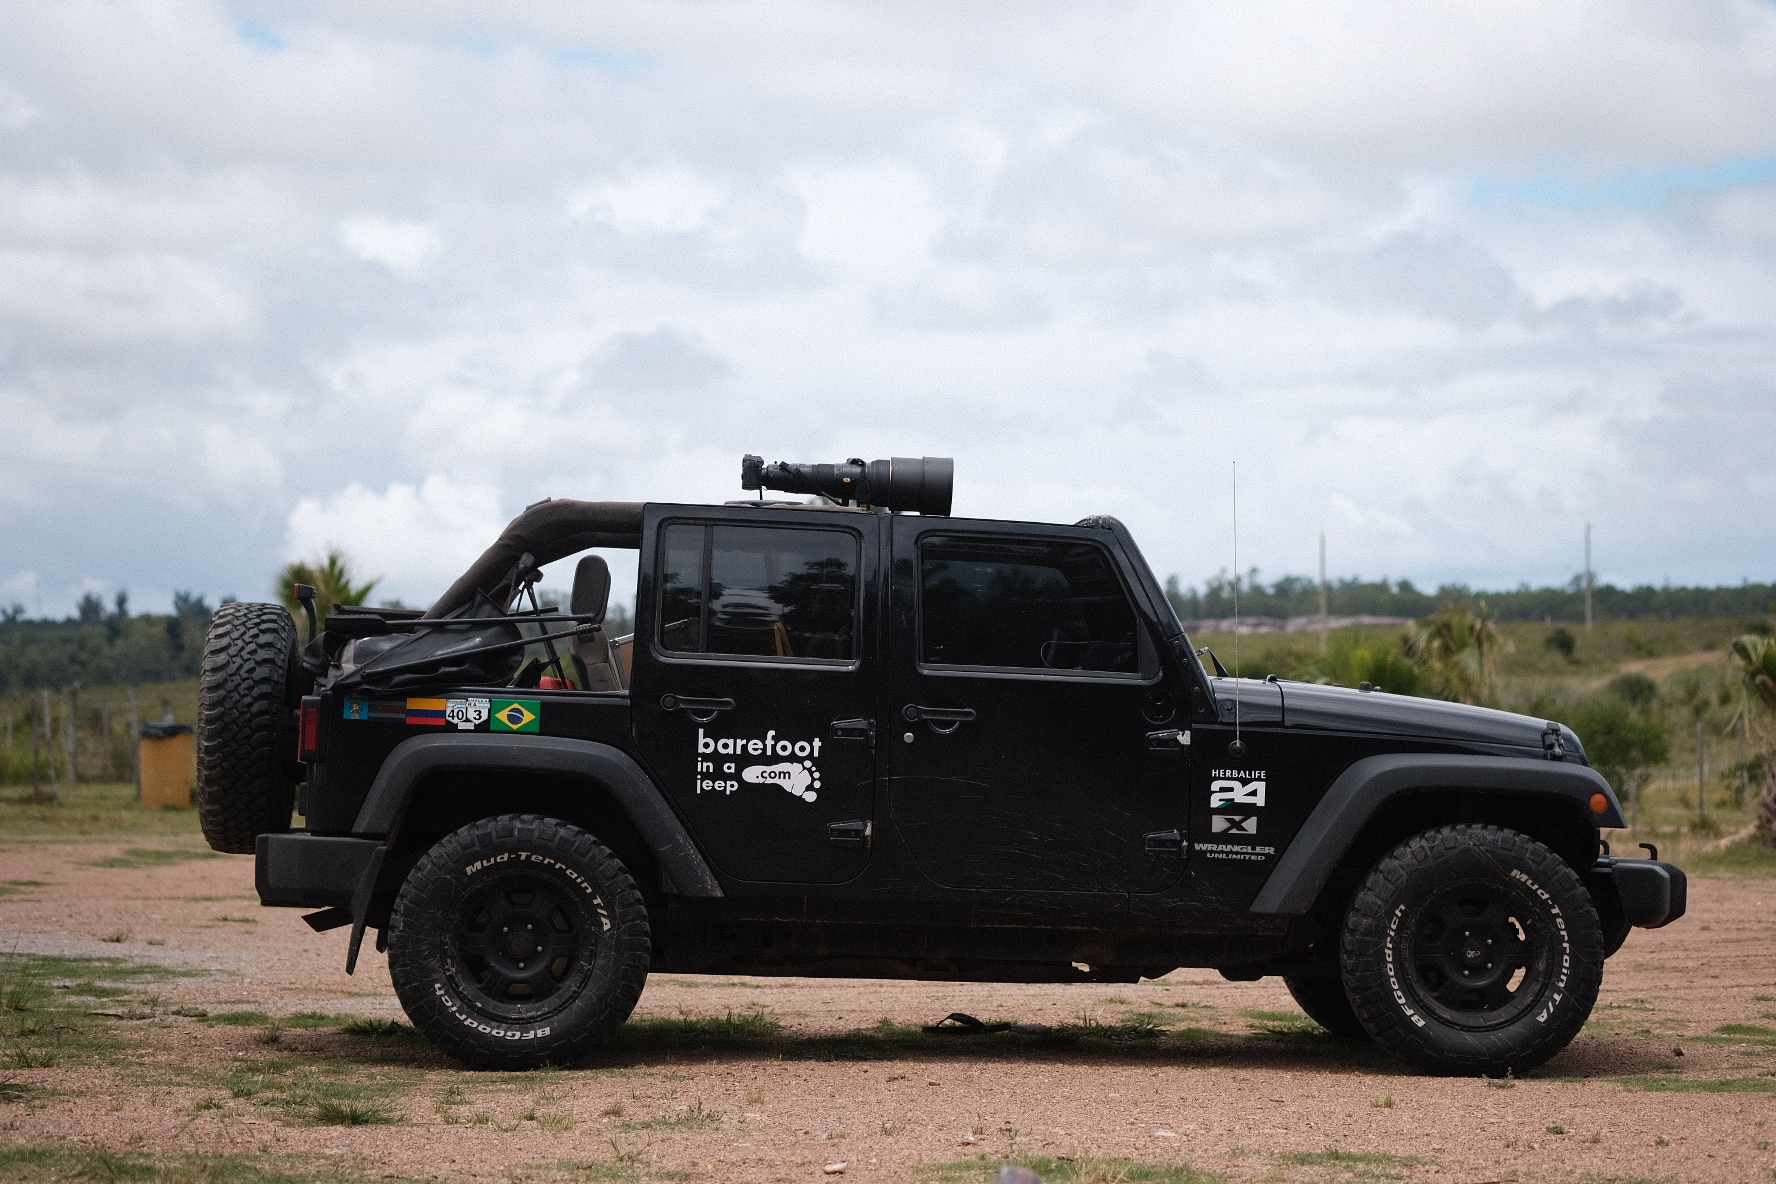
[139,724,195,809]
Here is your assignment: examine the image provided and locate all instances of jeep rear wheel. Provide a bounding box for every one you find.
[196,602,302,854]
[387,814,650,1070]
[1341,824,1602,1077]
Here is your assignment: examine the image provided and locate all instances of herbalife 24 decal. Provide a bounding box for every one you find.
[1203,766,1275,861]
[694,728,823,803]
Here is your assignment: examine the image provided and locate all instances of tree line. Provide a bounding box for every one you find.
[1165,570,1776,624]
[0,592,218,693]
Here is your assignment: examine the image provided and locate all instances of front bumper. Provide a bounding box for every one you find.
[1589,855,1688,929]
[256,831,381,908]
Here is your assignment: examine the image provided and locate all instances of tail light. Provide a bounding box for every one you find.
[298,696,321,762]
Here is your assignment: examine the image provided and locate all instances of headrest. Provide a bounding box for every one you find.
[571,554,612,624]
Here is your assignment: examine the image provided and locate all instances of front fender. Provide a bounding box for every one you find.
[1250,753,1623,915]
[350,733,722,898]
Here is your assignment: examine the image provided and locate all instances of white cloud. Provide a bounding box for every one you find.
[3,0,1775,617]
[339,215,441,277]
[570,168,728,236]
[283,476,510,607]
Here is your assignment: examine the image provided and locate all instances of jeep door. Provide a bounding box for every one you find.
[630,505,880,884]
[883,520,1189,893]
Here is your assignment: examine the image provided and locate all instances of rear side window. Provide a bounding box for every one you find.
[919,535,1138,673]
[657,524,858,661]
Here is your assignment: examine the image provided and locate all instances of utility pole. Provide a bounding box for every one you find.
[1318,532,1329,655]
[1584,523,1594,631]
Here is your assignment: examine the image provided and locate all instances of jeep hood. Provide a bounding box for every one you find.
[1212,677,1584,759]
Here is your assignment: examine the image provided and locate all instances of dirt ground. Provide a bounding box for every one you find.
[2,841,1773,1184]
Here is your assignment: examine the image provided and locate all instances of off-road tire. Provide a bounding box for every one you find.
[196,602,301,854]
[387,814,650,1070]
[1284,975,1368,1040]
[1341,824,1602,1077]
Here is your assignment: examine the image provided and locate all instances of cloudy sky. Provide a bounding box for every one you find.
[4,0,1776,618]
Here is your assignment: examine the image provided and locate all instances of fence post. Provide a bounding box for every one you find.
[66,682,80,783]
[1696,719,1706,829]
[1629,774,1639,833]
[42,688,59,806]
[30,697,41,797]
[128,687,141,803]
[100,702,113,781]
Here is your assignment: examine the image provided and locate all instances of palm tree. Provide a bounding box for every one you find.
[1727,634,1776,846]
[1404,602,1513,706]
[276,550,380,630]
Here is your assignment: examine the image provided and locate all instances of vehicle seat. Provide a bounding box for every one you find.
[570,555,624,691]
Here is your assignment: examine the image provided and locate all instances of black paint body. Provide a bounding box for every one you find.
[277,501,1643,983]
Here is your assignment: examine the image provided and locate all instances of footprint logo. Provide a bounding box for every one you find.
[741,760,821,803]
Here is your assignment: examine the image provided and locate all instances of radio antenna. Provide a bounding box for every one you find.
[1232,461,1241,748]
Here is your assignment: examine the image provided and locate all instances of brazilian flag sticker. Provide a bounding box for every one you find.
[490,699,541,733]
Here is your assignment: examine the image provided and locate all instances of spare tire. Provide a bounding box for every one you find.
[197,602,303,854]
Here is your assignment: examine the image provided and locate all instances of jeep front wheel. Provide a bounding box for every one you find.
[1341,823,1603,1077]
[387,814,650,1070]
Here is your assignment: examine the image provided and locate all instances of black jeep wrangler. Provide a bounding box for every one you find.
[196,455,1685,1076]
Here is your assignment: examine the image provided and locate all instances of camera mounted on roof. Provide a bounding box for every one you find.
[741,454,953,516]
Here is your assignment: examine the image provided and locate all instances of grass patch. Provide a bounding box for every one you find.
[614,1100,719,1132]
[0,768,212,843]
[1714,1024,1776,1040]
[0,1143,423,1182]
[339,1017,421,1040]
[1242,1009,1327,1039]
[87,847,223,870]
[1275,1149,1425,1168]
[919,1156,1221,1182]
[0,954,175,1067]
[310,1099,402,1126]
[199,1011,345,1030]
[611,1007,784,1050]
[1619,1074,1776,1093]
[1683,839,1776,878]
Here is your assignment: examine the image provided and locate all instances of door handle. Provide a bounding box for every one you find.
[1146,728,1190,753]
[660,694,735,723]
[831,718,875,746]
[902,704,975,734]
[1143,829,1186,855]
[827,819,872,848]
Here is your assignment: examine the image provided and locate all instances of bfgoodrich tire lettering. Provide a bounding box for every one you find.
[387,814,649,1070]
[1341,824,1602,1076]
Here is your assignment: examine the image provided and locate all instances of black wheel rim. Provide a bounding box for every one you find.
[1400,877,1551,1030]
[447,873,598,1021]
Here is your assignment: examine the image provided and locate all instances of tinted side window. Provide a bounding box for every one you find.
[657,524,858,661]
[920,536,1138,673]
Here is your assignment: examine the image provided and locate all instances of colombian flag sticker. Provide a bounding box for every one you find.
[490,699,540,733]
[405,698,448,726]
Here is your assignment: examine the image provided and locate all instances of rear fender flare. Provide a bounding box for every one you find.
[1250,753,1622,915]
[350,734,722,898]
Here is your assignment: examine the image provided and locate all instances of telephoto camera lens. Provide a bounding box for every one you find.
[740,455,952,516]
